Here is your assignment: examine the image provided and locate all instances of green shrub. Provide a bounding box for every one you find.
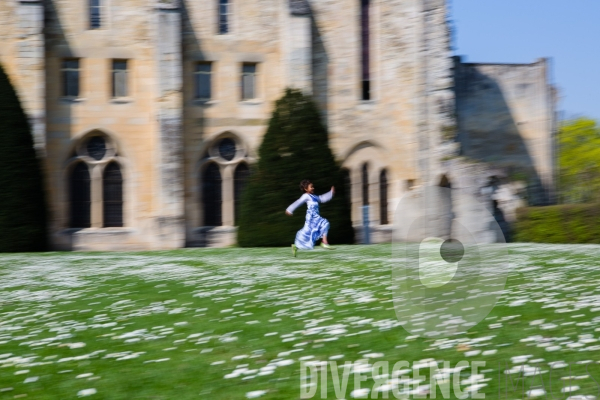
[0,63,47,252]
[514,203,600,244]
[237,88,354,247]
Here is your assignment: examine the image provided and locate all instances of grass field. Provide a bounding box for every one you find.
[1,244,600,399]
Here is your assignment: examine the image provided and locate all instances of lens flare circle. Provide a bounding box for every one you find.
[391,185,510,338]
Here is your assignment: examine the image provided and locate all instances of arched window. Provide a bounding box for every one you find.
[380,169,388,225]
[103,162,123,227]
[70,162,91,228]
[362,163,369,206]
[234,163,250,225]
[203,163,222,226]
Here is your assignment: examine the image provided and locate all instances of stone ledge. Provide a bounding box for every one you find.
[239,100,263,106]
[155,0,180,10]
[59,97,86,104]
[70,227,136,236]
[110,97,134,104]
[188,226,237,248]
[197,117,267,127]
[58,228,141,251]
[354,225,393,244]
[192,99,219,107]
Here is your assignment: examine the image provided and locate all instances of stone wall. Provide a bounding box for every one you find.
[454,57,557,205]
[420,0,457,186]
[155,1,185,248]
[309,0,451,231]
[181,0,288,247]
[0,0,461,248]
[0,0,190,250]
[0,0,556,249]
[0,1,45,152]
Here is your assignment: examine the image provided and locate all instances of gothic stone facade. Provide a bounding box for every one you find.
[0,0,556,250]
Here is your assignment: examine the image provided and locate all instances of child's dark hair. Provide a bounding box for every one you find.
[299,179,312,193]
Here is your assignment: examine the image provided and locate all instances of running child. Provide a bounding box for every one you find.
[285,179,335,257]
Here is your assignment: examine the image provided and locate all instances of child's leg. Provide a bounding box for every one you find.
[321,221,331,244]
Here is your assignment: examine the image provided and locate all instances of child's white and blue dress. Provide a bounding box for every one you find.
[286,190,334,250]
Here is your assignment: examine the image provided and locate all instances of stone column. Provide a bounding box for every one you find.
[416,0,456,186]
[154,0,185,247]
[222,164,234,226]
[414,0,430,187]
[16,0,45,154]
[91,164,103,228]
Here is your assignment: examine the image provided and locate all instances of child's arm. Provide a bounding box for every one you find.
[318,187,335,203]
[286,194,309,215]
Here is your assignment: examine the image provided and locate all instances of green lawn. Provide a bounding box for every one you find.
[1,244,600,399]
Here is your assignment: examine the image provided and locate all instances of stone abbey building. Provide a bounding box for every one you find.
[0,0,556,250]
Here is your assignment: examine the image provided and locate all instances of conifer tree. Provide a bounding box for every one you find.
[0,64,47,252]
[237,88,354,247]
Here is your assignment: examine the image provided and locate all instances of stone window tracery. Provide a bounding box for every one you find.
[218,138,236,161]
[200,135,250,227]
[67,133,124,229]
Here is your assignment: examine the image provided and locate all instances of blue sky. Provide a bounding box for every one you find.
[451,0,600,121]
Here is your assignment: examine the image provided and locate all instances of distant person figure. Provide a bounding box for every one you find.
[285,180,335,257]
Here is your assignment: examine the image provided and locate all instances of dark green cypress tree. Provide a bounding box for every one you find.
[0,64,47,252]
[237,88,354,247]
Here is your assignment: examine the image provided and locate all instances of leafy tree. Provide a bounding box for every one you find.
[237,88,354,247]
[558,118,600,203]
[0,64,47,251]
